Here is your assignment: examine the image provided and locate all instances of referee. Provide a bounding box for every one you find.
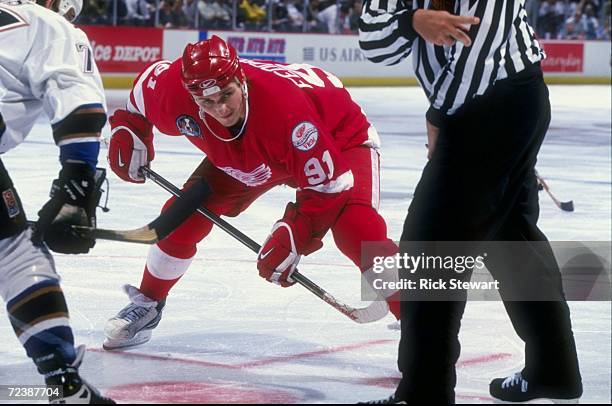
[359,0,582,403]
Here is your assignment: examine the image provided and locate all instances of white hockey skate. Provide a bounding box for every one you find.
[103,285,165,351]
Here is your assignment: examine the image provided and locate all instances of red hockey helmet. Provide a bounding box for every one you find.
[181,36,246,98]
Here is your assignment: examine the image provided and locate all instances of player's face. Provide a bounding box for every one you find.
[41,0,77,21]
[193,81,246,127]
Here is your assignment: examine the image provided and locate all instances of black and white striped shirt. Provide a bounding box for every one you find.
[359,0,546,124]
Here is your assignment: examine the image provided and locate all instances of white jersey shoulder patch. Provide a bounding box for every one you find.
[0,5,28,32]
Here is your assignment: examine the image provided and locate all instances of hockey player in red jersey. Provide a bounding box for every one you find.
[103,35,399,350]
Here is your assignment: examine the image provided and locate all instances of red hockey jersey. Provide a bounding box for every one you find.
[126,58,378,246]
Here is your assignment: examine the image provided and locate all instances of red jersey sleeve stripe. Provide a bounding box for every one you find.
[129,60,171,117]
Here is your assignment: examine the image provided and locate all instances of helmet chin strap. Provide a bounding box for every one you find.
[199,82,249,143]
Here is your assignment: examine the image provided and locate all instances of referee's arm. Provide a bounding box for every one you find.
[358,0,418,66]
[358,1,479,66]
[426,0,543,127]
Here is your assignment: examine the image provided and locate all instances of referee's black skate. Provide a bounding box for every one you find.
[489,372,582,403]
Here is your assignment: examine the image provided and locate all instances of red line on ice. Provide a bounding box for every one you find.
[457,352,512,367]
[234,339,394,368]
[356,352,514,389]
[89,339,394,370]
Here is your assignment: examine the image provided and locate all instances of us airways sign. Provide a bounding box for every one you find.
[78,26,163,73]
[302,47,366,63]
[207,30,411,77]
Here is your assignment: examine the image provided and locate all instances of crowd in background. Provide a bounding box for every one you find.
[527,0,611,40]
[78,0,611,39]
[77,0,362,33]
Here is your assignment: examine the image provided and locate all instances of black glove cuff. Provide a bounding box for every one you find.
[59,161,95,183]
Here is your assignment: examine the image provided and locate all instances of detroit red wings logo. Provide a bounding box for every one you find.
[292,121,319,152]
[219,164,272,187]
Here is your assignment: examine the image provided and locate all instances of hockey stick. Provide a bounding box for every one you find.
[535,171,574,212]
[26,221,159,244]
[140,166,389,324]
[27,177,212,245]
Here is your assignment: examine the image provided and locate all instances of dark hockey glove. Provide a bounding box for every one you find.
[32,163,105,254]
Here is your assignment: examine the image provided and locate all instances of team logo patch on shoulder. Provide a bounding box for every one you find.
[0,6,28,33]
[176,115,202,138]
[2,189,20,218]
[292,121,319,152]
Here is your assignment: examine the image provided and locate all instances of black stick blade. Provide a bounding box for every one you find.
[560,200,575,212]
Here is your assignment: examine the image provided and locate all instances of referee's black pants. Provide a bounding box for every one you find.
[396,67,582,403]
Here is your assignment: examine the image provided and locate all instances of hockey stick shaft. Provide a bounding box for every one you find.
[26,177,212,245]
[535,172,574,212]
[141,166,388,323]
[26,220,159,244]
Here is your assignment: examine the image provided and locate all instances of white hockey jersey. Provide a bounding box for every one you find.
[0,0,106,154]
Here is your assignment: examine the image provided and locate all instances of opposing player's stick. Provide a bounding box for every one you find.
[140,166,389,324]
[27,178,212,244]
[535,171,574,212]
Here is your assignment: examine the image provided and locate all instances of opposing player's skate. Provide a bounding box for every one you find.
[47,346,115,404]
[103,285,165,350]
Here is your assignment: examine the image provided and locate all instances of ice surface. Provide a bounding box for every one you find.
[0,85,610,403]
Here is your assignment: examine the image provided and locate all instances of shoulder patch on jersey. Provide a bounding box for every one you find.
[2,188,20,218]
[292,121,319,152]
[0,6,28,32]
[176,115,201,138]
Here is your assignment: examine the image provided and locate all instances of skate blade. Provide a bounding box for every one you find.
[552,399,580,404]
[103,330,152,351]
[493,397,580,404]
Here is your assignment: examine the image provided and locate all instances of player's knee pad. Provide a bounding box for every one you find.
[334,204,389,239]
[6,279,75,365]
[0,229,70,361]
[332,205,399,302]
[332,204,393,265]
[0,228,60,302]
[146,244,194,281]
[159,197,214,253]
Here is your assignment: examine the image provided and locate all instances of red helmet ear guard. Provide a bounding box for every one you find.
[181,35,246,97]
